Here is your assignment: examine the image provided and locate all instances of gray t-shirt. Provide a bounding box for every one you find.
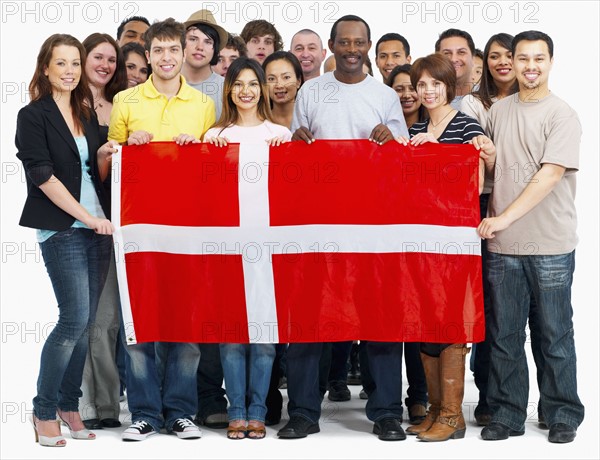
[292,72,408,139]
[188,72,224,121]
[487,93,580,255]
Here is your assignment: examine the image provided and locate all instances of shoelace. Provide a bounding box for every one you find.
[130,420,150,430]
[175,419,195,429]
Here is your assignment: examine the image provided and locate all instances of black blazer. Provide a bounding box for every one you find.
[16,95,110,231]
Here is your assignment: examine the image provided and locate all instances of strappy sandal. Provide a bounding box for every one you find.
[226,421,246,440]
[246,421,266,440]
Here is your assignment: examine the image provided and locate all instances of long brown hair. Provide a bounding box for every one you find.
[213,57,273,133]
[473,33,519,110]
[83,33,128,102]
[29,34,93,132]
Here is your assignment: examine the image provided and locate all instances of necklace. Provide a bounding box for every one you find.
[429,108,455,129]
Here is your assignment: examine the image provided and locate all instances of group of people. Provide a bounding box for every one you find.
[16,6,584,448]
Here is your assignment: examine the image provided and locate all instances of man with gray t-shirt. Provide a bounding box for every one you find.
[182,9,227,121]
[478,31,584,444]
[277,15,409,442]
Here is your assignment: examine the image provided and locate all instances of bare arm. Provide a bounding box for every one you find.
[477,163,565,239]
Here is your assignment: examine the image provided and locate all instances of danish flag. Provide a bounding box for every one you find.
[112,140,484,344]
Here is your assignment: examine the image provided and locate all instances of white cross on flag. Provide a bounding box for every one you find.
[112,140,484,345]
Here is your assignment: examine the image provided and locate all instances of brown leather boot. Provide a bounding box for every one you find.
[418,344,469,442]
[406,353,440,435]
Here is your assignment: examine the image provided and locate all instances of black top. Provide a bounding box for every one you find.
[16,95,109,230]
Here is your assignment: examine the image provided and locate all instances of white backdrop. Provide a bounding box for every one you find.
[1,1,598,459]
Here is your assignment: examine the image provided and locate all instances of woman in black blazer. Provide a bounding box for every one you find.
[16,34,117,447]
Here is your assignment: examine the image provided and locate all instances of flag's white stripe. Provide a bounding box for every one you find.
[238,143,278,343]
[111,149,138,344]
[238,143,271,228]
[119,224,481,257]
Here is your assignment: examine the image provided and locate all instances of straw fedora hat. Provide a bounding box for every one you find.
[183,9,229,50]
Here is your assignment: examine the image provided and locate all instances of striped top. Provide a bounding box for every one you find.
[409,111,484,144]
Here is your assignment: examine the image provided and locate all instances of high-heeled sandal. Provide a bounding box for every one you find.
[246,421,266,440]
[31,416,67,447]
[57,411,96,440]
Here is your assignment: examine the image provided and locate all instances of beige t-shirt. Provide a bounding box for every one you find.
[487,93,580,255]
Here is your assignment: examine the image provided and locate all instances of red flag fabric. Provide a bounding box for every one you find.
[112,140,484,345]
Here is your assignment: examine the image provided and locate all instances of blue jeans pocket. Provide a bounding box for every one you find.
[487,253,505,287]
[536,253,574,291]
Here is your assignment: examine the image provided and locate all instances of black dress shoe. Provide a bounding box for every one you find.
[548,423,576,443]
[277,416,320,439]
[474,405,492,426]
[101,418,122,428]
[481,422,524,440]
[373,418,406,441]
[327,381,351,402]
[83,418,103,430]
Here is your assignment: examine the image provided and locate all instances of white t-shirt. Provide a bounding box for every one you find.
[291,72,408,139]
[204,120,292,143]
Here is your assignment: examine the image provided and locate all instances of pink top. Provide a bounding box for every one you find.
[204,120,292,143]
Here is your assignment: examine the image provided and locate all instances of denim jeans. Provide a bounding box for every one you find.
[360,341,427,408]
[196,344,227,420]
[219,343,275,422]
[287,342,403,423]
[403,342,427,407]
[34,228,111,420]
[486,251,584,431]
[365,342,404,422]
[286,343,325,423]
[124,341,200,431]
[473,193,492,411]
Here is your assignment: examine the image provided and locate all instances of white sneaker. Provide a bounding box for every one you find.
[122,420,157,441]
[171,418,202,439]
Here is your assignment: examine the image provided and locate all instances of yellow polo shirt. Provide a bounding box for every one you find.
[109,75,215,143]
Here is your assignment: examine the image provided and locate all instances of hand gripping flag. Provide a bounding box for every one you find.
[112,140,484,344]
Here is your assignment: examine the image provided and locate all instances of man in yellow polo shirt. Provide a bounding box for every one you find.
[110,18,214,442]
[109,19,215,145]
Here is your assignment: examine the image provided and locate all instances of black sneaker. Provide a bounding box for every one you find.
[171,418,202,439]
[328,380,351,402]
[122,420,157,441]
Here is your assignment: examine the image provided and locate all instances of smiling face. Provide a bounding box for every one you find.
[146,37,183,82]
[265,58,300,105]
[44,44,81,96]
[246,35,275,64]
[125,51,148,88]
[392,72,420,120]
[291,32,326,80]
[486,41,515,86]
[85,42,117,89]
[184,27,215,70]
[438,36,473,85]
[329,20,371,81]
[513,39,553,95]
[231,68,261,111]
[376,40,410,81]
[416,71,448,111]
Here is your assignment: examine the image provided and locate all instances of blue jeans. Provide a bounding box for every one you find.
[486,251,584,431]
[34,228,111,420]
[220,343,275,422]
[196,344,227,419]
[287,342,403,423]
[124,341,200,431]
[359,341,426,408]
